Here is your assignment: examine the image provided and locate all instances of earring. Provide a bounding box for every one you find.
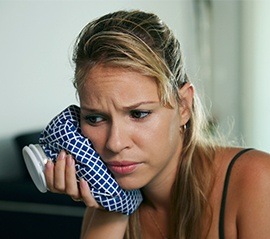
[180,124,187,134]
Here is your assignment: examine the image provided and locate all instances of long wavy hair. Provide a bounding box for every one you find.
[72,10,216,239]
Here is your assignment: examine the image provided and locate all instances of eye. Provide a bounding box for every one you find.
[130,110,151,120]
[84,115,105,125]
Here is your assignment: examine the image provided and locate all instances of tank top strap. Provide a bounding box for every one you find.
[219,148,254,239]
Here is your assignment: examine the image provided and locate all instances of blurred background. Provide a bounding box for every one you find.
[0,0,269,237]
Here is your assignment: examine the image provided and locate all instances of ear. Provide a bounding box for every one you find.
[178,83,194,126]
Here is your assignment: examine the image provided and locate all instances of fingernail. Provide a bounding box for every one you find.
[58,150,65,160]
[67,155,74,166]
[80,178,87,188]
[45,159,53,169]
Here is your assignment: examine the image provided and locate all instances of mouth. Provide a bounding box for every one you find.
[106,161,141,175]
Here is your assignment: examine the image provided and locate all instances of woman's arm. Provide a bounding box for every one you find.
[79,177,129,239]
[81,208,128,239]
[44,150,129,239]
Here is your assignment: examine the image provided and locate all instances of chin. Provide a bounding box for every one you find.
[116,178,143,191]
[118,183,141,191]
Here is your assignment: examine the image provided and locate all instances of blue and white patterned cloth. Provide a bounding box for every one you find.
[39,105,143,215]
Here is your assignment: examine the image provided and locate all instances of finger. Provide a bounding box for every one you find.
[44,159,55,191]
[53,150,67,192]
[71,197,83,202]
[65,154,80,198]
[79,178,101,208]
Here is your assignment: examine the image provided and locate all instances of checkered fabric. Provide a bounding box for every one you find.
[39,105,143,215]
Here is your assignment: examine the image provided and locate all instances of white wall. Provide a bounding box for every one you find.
[207,1,242,140]
[193,0,270,152]
[241,1,270,151]
[0,0,198,180]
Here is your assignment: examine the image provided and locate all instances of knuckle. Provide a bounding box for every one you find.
[53,183,65,192]
[67,190,78,198]
[84,197,100,208]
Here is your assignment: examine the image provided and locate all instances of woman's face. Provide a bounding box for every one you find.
[79,64,184,190]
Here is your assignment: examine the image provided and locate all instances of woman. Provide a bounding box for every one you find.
[44,10,270,239]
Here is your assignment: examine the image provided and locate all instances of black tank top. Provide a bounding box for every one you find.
[218,148,253,239]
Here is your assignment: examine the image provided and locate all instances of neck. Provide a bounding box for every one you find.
[142,168,176,211]
[139,167,176,239]
[139,193,171,239]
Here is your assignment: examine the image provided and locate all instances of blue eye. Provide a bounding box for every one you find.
[130,110,151,119]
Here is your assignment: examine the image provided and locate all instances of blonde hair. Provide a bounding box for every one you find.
[73,10,216,239]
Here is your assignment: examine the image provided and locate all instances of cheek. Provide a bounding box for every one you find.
[168,117,181,143]
[141,112,181,152]
[155,114,181,159]
[80,121,105,152]
[80,120,89,138]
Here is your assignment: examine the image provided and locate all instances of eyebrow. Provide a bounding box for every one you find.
[122,101,159,110]
[81,101,159,112]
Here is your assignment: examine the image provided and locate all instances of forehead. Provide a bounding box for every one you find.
[79,65,160,104]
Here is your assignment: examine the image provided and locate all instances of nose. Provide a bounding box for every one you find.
[105,121,130,154]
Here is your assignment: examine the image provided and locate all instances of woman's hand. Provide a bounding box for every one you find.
[44,150,129,239]
[44,150,100,208]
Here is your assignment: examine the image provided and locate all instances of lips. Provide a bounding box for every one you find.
[106,161,141,175]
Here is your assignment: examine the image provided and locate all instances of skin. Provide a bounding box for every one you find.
[206,148,270,239]
[44,65,270,239]
[79,65,188,192]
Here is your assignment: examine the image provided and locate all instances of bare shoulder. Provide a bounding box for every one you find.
[214,147,270,183]
[226,148,270,238]
[232,149,270,186]
[216,147,270,180]
[220,148,270,195]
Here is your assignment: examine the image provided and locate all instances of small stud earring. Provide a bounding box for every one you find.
[183,124,187,131]
[180,124,187,134]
